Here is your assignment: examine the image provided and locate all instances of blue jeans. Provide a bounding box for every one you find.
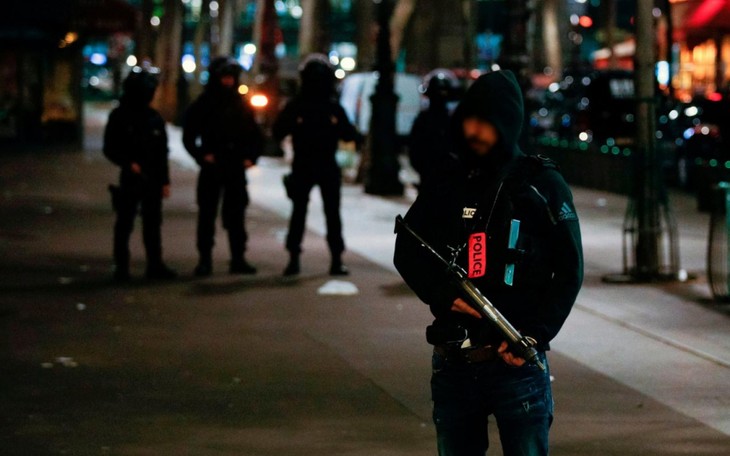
[431,350,553,456]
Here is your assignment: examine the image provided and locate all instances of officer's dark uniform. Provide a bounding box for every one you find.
[182,57,263,276]
[408,70,458,193]
[103,69,176,281]
[272,55,361,276]
[394,70,583,455]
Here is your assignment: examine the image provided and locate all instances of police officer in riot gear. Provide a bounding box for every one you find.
[183,56,263,277]
[272,54,362,277]
[103,67,177,281]
[408,69,459,193]
[394,70,583,456]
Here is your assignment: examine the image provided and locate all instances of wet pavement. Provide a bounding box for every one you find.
[0,103,729,455]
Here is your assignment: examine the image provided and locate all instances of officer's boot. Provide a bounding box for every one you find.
[194,251,213,277]
[113,250,131,282]
[229,257,257,275]
[329,254,349,276]
[283,252,300,277]
[146,260,178,280]
[113,261,131,282]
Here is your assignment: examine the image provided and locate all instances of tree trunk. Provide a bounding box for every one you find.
[602,0,618,69]
[390,0,416,64]
[136,0,155,64]
[542,0,563,79]
[354,0,375,71]
[153,0,183,122]
[298,0,330,56]
[217,0,236,57]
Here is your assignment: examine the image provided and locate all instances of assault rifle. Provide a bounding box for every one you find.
[395,215,546,371]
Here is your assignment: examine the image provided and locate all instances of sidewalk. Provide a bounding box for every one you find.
[0,102,728,454]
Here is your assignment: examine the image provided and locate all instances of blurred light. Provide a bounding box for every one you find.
[684,106,699,117]
[708,92,723,102]
[90,53,107,65]
[701,125,710,135]
[275,1,286,13]
[538,107,548,117]
[329,53,340,66]
[668,109,679,120]
[238,84,249,95]
[548,82,560,93]
[275,42,286,58]
[241,54,253,71]
[490,63,501,71]
[578,16,593,27]
[656,61,669,86]
[335,69,346,79]
[578,132,590,142]
[150,16,161,27]
[570,14,580,26]
[89,76,100,86]
[126,55,138,66]
[64,32,78,44]
[653,7,662,18]
[243,43,257,55]
[250,94,269,108]
[182,55,197,73]
[209,1,219,11]
[291,5,303,18]
[683,127,695,140]
[340,57,356,71]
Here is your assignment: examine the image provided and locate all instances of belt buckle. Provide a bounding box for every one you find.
[462,345,496,364]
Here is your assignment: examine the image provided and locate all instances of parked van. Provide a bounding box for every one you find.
[339,72,422,140]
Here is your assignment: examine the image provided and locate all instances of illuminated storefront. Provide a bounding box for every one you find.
[672,0,730,100]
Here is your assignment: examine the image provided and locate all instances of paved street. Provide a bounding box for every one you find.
[1,103,729,455]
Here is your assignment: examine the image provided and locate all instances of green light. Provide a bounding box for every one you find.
[709,159,718,167]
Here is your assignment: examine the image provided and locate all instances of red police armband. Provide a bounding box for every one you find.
[468,232,486,278]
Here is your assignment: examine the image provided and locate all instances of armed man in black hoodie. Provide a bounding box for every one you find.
[394,70,583,455]
[183,57,263,277]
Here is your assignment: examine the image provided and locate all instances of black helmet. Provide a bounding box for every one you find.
[419,68,458,100]
[208,56,242,85]
[121,67,158,105]
[299,53,335,97]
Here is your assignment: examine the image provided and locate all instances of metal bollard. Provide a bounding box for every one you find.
[707,181,730,301]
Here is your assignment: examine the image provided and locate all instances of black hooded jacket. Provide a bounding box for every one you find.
[182,78,263,175]
[272,57,360,175]
[103,84,169,186]
[393,70,583,350]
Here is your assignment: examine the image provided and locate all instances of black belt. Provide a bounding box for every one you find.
[434,344,499,364]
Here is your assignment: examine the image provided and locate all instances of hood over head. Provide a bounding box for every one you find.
[299,53,336,99]
[120,68,158,106]
[451,70,524,170]
[207,56,242,92]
